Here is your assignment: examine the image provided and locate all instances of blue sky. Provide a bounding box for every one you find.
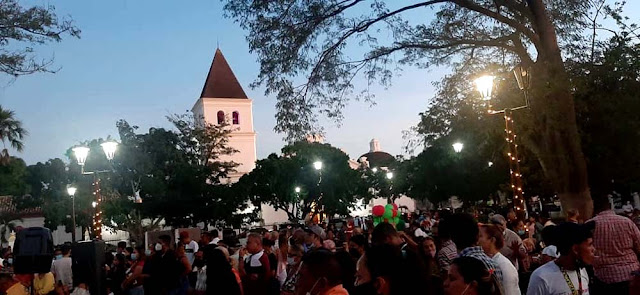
[1,1,637,165]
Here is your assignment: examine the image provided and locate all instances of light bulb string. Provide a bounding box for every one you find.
[504,110,526,211]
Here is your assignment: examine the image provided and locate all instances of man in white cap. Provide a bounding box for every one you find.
[490,214,527,270]
[541,245,559,264]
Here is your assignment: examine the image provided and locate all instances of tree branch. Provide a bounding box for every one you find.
[452,0,541,51]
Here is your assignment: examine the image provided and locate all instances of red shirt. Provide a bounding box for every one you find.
[589,210,640,283]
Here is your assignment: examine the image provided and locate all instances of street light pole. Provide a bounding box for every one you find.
[67,186,77,242]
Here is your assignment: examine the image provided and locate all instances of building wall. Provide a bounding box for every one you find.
[192,97,257,174]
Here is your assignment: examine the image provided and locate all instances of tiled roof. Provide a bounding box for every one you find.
[0,195,43,218]
[200,48,248,99]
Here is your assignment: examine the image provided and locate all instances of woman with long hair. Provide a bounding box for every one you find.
[444,257,503,295]
[206,248,242,295]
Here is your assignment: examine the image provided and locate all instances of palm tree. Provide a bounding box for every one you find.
[0,105,27,164]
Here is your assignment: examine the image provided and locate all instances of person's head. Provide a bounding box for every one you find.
[305,225,325,248]
[326,229,335,241]
[555,221,596,266]
[54,249,63,260]
[125,246,133,257]
[104,252,114,266]
[114,253,126,266]
[541,224,557,247]
[179,231,191,244]
[489,214,507,233]
[444,257,501,295]
[422,236,437,258]
[246,233,263,254]
[201,231,212,244]
[157,235,171,253]
[295,250,342,295]
[438,216,452,240]
[322,240,336,252]
[364,244,411,295]
[133,246,146,262]
[478,224,504,256]
[288,244,304,267]
[566,209,579,221]
[348,234,368,259]
[117,241,127,253]
[262,237,275,252]
[61,244,71,257]
[449,213,479,251]
[523,238,536,253]
[528,215,536,223]
[175,242,186,256]
[371,223,402,247]
[291,229,306,246]
[211,229,219,239]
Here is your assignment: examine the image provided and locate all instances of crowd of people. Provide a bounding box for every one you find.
[1,194,640,295]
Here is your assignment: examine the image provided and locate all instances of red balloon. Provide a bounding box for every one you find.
[392,209,398,217]
[372,205,385,217]
[392,203,398,211]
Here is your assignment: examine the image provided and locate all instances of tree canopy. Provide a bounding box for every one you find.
[234,141,370,221]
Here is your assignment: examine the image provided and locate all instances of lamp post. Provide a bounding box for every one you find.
[312,161,324,223]
[71,140,118,240]
[474,66,531,213]
[67,186,77,242]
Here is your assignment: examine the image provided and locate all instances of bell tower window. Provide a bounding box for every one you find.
[232,111,240,124]
[217,111,225,124]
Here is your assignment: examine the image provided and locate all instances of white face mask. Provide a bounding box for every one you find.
[287,257,296,266]
[155,243,163,252]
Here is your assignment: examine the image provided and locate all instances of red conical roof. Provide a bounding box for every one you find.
[200,48,248,99]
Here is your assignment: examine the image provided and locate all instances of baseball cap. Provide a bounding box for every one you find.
[542,245,559,258]
[490,214,506,226]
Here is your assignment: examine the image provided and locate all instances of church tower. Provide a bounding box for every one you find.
[192,48,257,182]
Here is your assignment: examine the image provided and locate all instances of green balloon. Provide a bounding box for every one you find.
[393,216,400,224]
[385,203,394,211]
[382,209,393,219]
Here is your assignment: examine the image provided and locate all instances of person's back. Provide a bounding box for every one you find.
[206,248,242,295]
[589,201,640,291]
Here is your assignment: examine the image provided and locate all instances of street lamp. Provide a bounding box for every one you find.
[100,141,118,161]
[452,142,464,153]
[295,187,301,193]
[372,167,378,173]
[386,172,394,180]
[474,75,494,101]
[313,161,323,170]
[71,141,118,240]
[67,186,77,242]
[488,161,494,167]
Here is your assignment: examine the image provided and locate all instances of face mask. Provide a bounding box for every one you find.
[145,249,152,256]
[7,258,12,265]
[287,257,296,266]
[130,253,137,260]
[155,243,163,252]
[55,254,63,260]
[518,230,526,236]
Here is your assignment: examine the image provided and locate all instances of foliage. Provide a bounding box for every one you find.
[0,105,27,163]
[0,0,80,76]
[235,141,370,221]
[0,156,27,195]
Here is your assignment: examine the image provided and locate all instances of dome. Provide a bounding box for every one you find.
[359,151,395,168]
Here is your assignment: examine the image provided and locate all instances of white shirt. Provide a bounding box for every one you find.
[185,240,199,266]
[51,256,73,289]
[527,261,589,295]
[493,253,521,295]
[211,237,220,245]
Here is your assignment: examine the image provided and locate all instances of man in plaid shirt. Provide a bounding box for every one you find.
[588,196,640,294]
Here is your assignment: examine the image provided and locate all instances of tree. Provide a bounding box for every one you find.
[0,106,27,163]
[0,156,27,195]
[0,0,80,76]
[235,141,369,222]
[223,0,601,217]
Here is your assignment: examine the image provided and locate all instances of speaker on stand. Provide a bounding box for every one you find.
[72,240,106,295]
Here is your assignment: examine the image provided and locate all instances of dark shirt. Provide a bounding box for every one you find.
[142,250,183,294]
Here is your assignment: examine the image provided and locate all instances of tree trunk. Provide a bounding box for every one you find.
[524,0,592,219]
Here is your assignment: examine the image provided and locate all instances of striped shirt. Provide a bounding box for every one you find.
[459,246,503,282]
